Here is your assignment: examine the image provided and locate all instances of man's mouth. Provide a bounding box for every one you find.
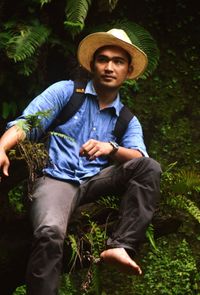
[102,75,115,80]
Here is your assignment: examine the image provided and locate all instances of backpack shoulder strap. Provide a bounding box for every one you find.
[49,80,87,131]
[113,106,134,143]
[48,80,133,143]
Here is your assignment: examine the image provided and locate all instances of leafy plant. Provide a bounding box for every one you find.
[8,111,52,196]
[145,224,159,253]
[59,274,77,295]
[64,0,92,37]
[167,194,200,223]
[69,212,107,294]
[132,237,200,295]
[5,22,50,62]
[64,0,120,37]
[12,285,26,295]
[161,165,200,224]
[2,101,18,119]
[8,183,26,214]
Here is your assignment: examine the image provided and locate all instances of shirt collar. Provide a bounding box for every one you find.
[85,80,122,116]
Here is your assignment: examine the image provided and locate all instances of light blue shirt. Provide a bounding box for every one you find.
[7,80,148,183]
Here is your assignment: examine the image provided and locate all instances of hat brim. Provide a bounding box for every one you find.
[77,32,148,79]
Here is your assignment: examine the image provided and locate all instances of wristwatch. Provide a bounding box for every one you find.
[109,141,119,155]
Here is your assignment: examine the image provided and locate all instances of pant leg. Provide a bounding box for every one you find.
[78,157,162,254]
[26,176,79,295]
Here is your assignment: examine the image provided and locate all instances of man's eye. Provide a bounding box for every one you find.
[114,59,124,65]
[97,57,107,63]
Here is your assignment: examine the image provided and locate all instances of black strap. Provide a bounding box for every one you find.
[48,80,87,131]
[48,80,134,142]
[113,106,134,142]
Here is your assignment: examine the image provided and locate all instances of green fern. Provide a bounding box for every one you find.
[50,131,76,142]
[171,170,200,194]
[68,234,82,271]
[64,0,92,36]
[146,224,159,252]
[84,220,106,257]
[16,110,52,134]
[39,0,52,6]
[59,274,77,295]
[167,194,200,223]
[0,31,14,48]
[6,23,50,62]
[97,195,119,210]
[18,54,38,76]
[97,0,119,12]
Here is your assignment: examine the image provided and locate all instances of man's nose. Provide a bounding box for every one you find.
[105,61,113,71]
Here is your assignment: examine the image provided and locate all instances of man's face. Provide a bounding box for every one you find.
[91,46,133,89]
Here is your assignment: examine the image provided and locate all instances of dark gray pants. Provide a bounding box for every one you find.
[26,157,161,295]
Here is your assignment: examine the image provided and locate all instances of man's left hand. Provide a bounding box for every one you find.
[80,139,113,160]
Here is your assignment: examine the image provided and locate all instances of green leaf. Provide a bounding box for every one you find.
[6,23,50,62]
[64,0,92,36]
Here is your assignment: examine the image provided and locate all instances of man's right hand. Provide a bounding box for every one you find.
[0,147,10,176]
[0,125,26,177]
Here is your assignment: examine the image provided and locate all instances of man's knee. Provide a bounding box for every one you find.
[124,157,162,186]
[145,157,162,175]
[127,157,161,174]
[34,224,66,244]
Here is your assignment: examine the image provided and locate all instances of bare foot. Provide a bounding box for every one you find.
[100,248,142,275]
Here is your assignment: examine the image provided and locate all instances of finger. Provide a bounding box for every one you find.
[82,139,97,150]
[80,142,93,155]
[87,145,99,156]
[88,150,102,161]
[79,148,85,156]
[3,162,9,176]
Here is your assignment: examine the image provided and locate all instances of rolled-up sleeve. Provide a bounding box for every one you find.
[120,116,148,157]
[6,80,74,141]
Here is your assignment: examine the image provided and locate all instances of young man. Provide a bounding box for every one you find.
[0,29,161,294]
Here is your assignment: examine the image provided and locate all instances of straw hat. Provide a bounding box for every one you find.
[77,28,148,79]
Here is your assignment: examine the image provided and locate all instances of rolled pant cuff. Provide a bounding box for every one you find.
[106,239,137,256]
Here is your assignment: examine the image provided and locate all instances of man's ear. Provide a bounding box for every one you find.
[127,65,134,78]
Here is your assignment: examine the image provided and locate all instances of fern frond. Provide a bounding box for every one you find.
[50,132,76,142]
[97,195,119,210]
[64,0,92,36]
[59,274,77,295]
[6,23,50,62]
[167,194,200,223]
[18,54,38,76]
[172,170,200,194]
[68,234,82,269]
[16,110,52,133]
[0,32,14,49]
[40,0,52,6]
[32,0,52,6]
[146,224,159,252]
[97,0,119,12]
[90,263,102,295]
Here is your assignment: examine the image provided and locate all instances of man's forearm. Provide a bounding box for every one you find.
[0,125,26,151]
[111,146,143,163]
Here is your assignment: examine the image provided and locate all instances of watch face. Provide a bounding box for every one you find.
[113,142,119,148]
[109,141,119,154]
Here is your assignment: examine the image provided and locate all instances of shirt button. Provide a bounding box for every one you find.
[93,127,96,130]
